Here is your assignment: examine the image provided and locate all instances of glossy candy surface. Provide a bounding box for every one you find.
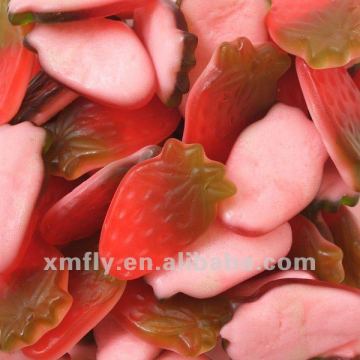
[184,38,290,162]
[135,0,197,107]
[180,0,269,88]
[297,58,360,191]
[221,279,360,360]
[41,146,160,245]
[290,215,345,283]
[100,139,236,279]
[0,240,72,352]
[23,241,126,360]
[0,0,34,124]
[268,0,360,69]
[26,19,156,108]
[44,97,180,180]
[324,206,360,288]
[0,123,46,274]
[220,103,327,235]
[146,221,292,299]
[11,72,79,126]
[8,0,151,24]
[2,0,360,358]
[112,281,233,357]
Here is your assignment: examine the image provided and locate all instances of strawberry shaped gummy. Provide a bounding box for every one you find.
[23,240,126,360]
[267,0,360,69]
[289,215,345,284]
[44,97,180,180]
[100,138,236,280]
[0,240,72,352]
[324,205,360,288]
[0,0,34,124]
[297,58,360,191]
[179,0,269,89]
[41,146,160,246]
[184,37,290,162]
[111,280,233,357]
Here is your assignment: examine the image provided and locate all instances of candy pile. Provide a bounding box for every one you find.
[1,0,360,359]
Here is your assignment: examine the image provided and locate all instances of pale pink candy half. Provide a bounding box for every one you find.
[156,351,208,360]
[219,103,328,236]
[0,123,45,274]
[221,280,360,360]
[207,272,314,360]
[26,20,156,108]
[146,221,292,299]
[94,315,161,360]
[134,0,194,106]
